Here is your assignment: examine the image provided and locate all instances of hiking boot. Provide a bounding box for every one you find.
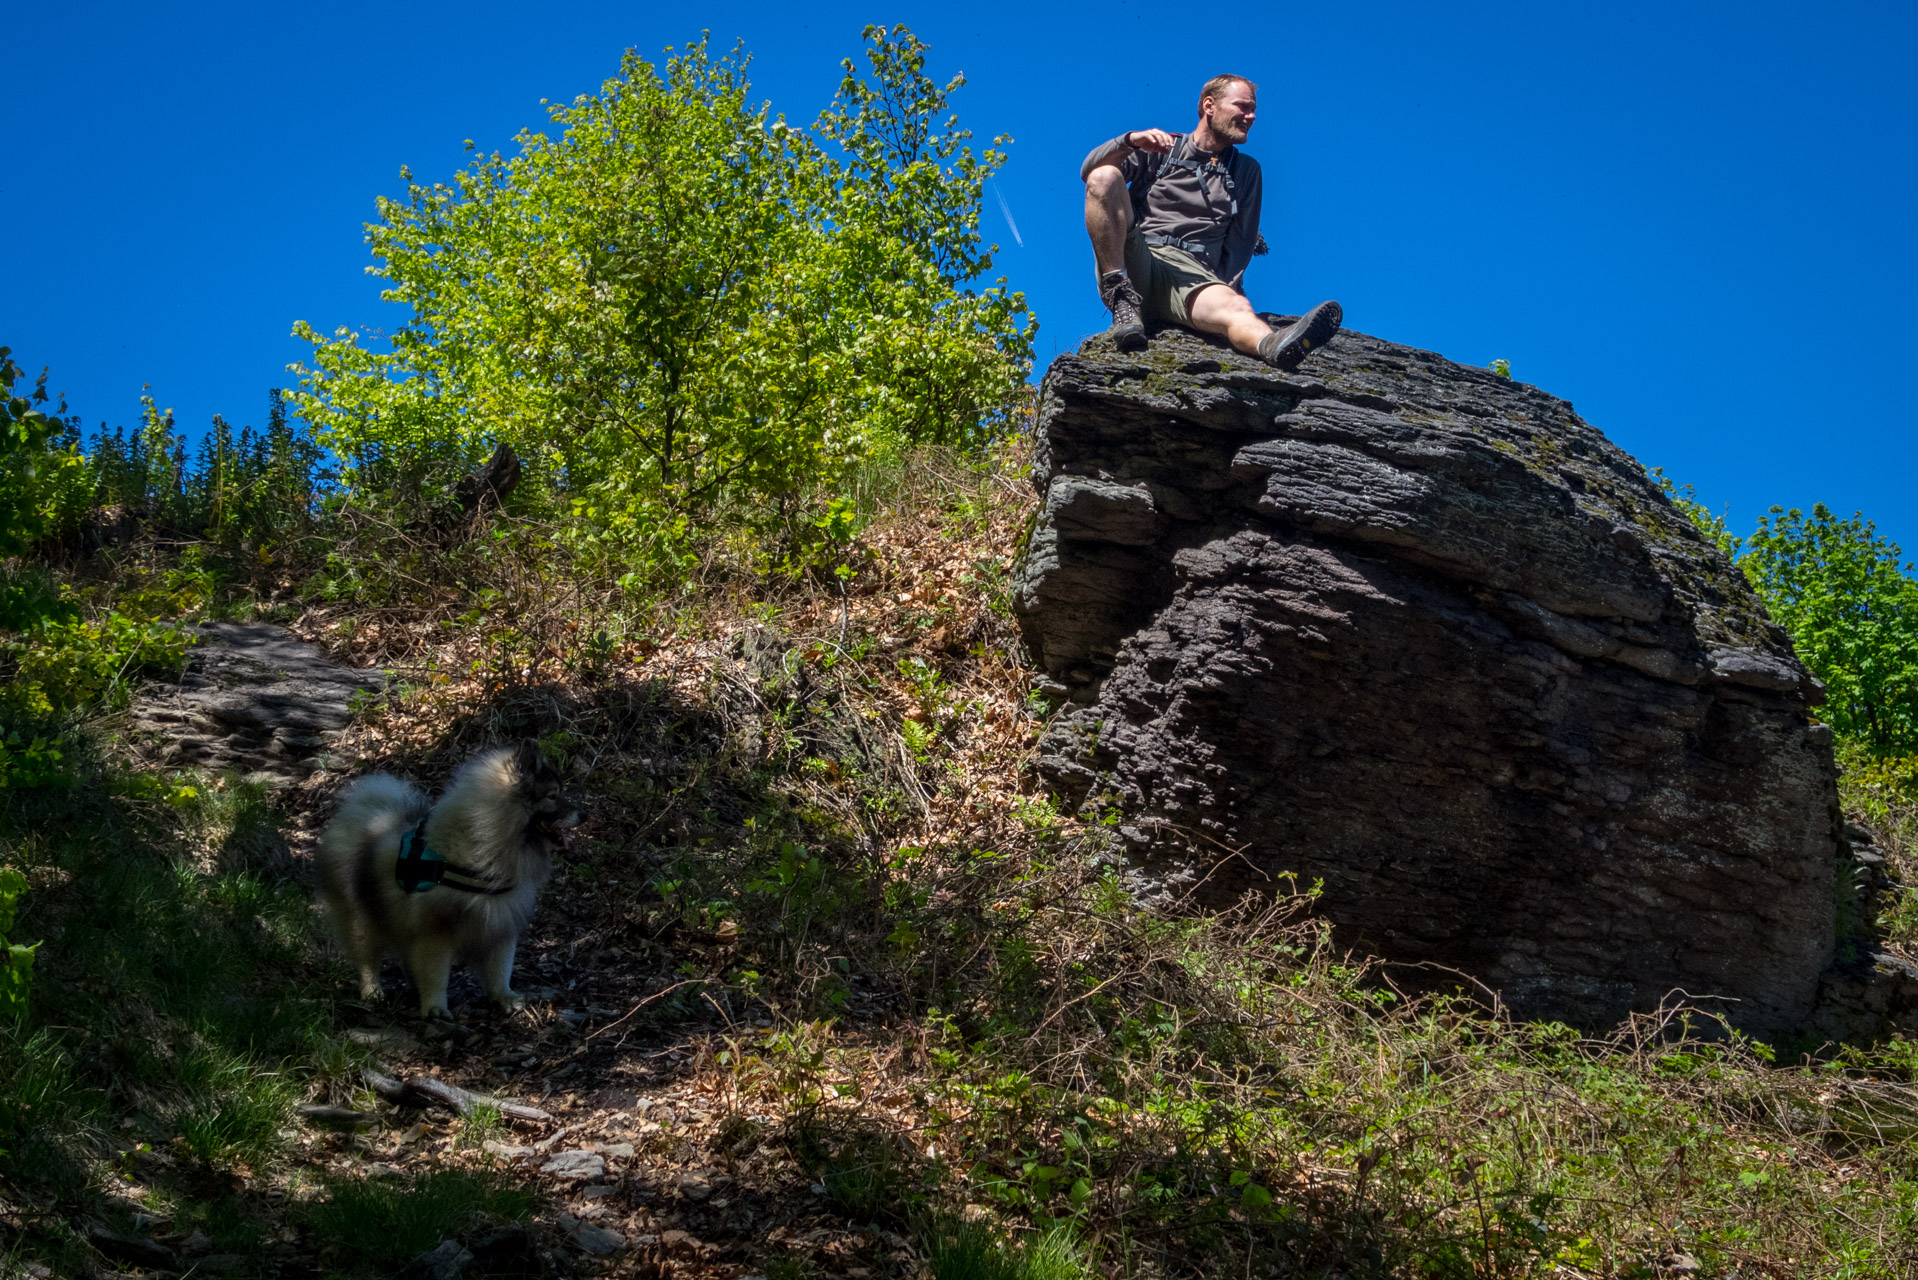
[1099,271,1148,352]
[1258,300,1343,371]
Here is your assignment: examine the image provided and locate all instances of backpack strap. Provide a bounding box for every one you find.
[395,819,515,895]
[1131,134,1240,219]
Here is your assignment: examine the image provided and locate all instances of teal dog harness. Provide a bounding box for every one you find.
[395,819,513,895]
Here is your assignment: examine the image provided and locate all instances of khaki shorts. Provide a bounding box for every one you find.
[1124,231,1228,327]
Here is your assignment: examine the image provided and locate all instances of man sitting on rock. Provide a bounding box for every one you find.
[1083,74,1342,370]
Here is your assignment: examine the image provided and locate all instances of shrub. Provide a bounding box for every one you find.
[86,388,328,550]
[0,607,193,788]
[0,347,92,556]
[1742,503,1918,757]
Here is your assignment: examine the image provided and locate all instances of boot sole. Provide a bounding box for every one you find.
[1112,322,1148,352]
[1265,301,1344,371]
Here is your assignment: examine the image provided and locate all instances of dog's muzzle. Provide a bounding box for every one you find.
[537,806,583,849]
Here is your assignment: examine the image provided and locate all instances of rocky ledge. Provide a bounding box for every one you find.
[129,621,386,788]
[1014,322,1880,1040]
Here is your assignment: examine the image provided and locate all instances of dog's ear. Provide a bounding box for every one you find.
[513,737,544,782]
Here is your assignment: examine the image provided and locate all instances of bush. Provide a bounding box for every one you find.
[0,347,92,557]
[3,614,194,719]
[1741,503,1918,757]
[0,602,193,788]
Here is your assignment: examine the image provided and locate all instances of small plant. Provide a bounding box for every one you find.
[0,868,37,1018]
[901,717,937,760]
[458,1100,506,1148]
[0,731,66,789]
[788,1115,917,1224]
[898,656,950,721]
[1488,357,1512,379]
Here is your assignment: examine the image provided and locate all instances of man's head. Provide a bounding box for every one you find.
[1197,74,1258,146]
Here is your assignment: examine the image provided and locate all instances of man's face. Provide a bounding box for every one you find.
[1203,84,1257,145]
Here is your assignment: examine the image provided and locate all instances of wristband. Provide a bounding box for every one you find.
[1123,131,1136,149]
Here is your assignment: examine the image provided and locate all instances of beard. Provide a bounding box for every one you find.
[1212,114,1250,145]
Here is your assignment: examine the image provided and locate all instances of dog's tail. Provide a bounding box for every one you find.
[319,773,428,885]
[318,773,429,974]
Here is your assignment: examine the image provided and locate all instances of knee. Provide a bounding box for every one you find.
[1196,284,1253,318]
[1085,166,1127,203]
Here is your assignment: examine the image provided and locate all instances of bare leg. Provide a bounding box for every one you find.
[479,935,525,1012]
[1186,283,1274,358]
[1084,166,1132,277]
[409,936,457,1019]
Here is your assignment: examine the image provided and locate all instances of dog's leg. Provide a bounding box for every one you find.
[355,953,383,1002]
[325,894,386,1001]
[479,935,525,1012]
[409,935,457,1020]
[346,921,385,1001]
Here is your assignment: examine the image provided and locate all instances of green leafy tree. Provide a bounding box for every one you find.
[1741,503,1918,756]
[291,27,1033,561]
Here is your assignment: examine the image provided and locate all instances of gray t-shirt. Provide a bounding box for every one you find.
[1083,132,1263,289]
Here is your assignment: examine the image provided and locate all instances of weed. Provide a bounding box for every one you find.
[922,1216,1017,1280]
[457,1101,507,1149]
[761,1249,821,1280]
[0,867,37,1019]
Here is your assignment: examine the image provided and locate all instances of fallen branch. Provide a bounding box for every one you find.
[362,1067,553,1125]
[296,1104,377,1128]
[579,978,699,1047]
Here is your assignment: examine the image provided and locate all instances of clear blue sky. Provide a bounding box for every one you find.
[11,2,1916,550]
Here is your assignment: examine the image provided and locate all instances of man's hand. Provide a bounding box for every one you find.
[1124,128,1174,154]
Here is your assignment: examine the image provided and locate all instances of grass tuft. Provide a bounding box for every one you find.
[294,1168,534,1270]
[921,1219,1095,1280]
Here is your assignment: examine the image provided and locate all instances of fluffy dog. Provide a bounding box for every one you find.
[318,739,580,1018]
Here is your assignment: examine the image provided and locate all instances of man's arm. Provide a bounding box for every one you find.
[1080,129,1174,182]
[1219,157,1263,292]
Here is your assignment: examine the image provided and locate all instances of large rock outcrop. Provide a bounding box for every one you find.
[1015,323,1850,1039]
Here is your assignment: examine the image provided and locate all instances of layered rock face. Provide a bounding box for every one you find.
[131,622,386,788]
[1015,324,1844,1038]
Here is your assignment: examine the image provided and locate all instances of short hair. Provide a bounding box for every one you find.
[1199,74,1258,113]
